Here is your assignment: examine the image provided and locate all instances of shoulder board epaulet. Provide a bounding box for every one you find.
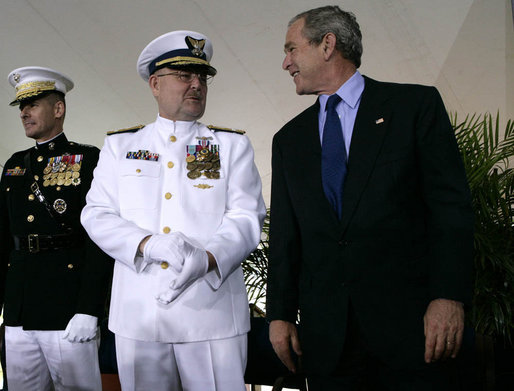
[107,124,145,136]
[207,125,245,135]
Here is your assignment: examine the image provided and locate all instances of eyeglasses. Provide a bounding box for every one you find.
[157,71,213,86]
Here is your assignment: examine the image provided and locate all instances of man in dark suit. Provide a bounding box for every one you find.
[0,66,112,390]
[266,6,474,390]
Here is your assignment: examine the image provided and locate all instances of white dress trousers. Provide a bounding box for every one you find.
[116,333,247,391]
[5,326,101,391]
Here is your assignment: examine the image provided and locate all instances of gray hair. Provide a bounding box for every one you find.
[289,5,363,68]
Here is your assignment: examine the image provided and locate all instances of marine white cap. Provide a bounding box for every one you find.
[7,66,74,106]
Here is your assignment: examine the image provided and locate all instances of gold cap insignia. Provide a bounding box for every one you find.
[186,36,206,57]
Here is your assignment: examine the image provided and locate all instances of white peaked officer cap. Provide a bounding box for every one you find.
[137,30,217,81]
[7,66,74,106]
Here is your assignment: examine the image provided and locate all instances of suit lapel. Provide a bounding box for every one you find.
[340,77,392,234]
[293,101,343,226]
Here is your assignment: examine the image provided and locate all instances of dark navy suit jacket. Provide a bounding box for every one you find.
[266,76,474,375]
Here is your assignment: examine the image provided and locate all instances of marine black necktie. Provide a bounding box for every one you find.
[321,94,347,219]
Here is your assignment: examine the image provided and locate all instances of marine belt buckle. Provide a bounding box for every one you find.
[28,234,40,253]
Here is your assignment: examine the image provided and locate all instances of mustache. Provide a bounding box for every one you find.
[186,91,203,99]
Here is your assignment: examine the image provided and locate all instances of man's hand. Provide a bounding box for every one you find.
[142,233,188,272]
[424,298,464,363]
[269,320,302,373]
[63,314,98,343]
[155,240,209,304]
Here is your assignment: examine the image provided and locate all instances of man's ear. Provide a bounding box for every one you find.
[149,74,160,97]
[322,32,337,60]
[54,100,65,119]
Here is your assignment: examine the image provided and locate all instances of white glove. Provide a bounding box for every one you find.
[63,313,98,343]
[143,233,188,272]
[156,240,209,304]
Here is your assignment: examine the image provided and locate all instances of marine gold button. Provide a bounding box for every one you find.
[27,215,34,222]
[6,187,10,192]
[170,135,177,142]
[163,226,171,234]
[37,156,43,162]
[28,194,35,201]
[136,169,141,173]
[167,161,174,169]
[165,192,172,200]
[67,264,74,269]
[161,262,169,270]
[34,175,39,181]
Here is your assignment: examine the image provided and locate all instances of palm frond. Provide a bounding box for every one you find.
[451,112,514,342]
[243,209,270,311]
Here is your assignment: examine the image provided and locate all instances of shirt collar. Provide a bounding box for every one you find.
[35,132,67,152]
[319,70,365,110]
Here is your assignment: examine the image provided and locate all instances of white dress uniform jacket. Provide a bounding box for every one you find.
[81,115,266,343]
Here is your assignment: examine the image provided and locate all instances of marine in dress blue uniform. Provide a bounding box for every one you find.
[81,31,266,391]
[0,67,113,391]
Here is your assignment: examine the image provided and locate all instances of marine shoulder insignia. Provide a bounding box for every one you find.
[207,125,245,135]
[107,124,145,136]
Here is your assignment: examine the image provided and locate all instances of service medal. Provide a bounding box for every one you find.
[185,142,220,180]
[187,170,202,179]
[53,199,67,214]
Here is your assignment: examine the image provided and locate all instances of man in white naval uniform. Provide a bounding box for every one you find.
[80,30,266,391]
